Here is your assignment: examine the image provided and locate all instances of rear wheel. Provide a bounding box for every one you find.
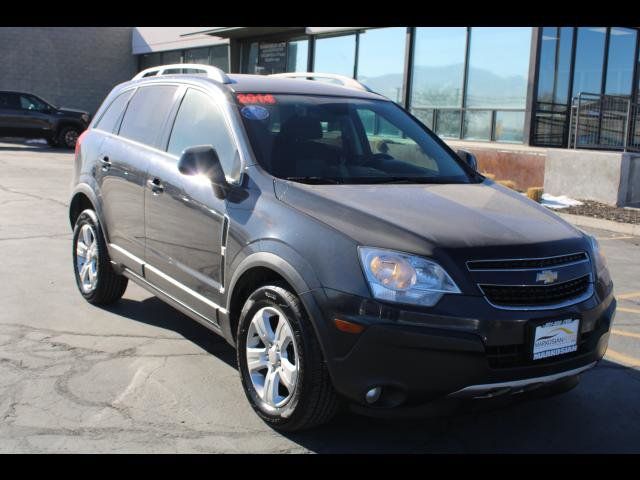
[72,209,128,305]
[236,283,339,431]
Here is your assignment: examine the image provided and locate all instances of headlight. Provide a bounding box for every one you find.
[358,247,461,307]
[81,113,90,124]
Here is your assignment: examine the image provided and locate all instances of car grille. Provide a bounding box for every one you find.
[467,252,588,271]
[479,274,591,307]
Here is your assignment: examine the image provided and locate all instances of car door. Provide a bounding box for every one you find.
[97,84,180,275]
[0,93,23,137]
[16,94,54,138]
[144,87,240,322]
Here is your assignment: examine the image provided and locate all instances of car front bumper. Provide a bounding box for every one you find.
[307,287,615,414]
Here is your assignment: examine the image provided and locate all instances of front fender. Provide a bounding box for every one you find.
[223,240,336,360]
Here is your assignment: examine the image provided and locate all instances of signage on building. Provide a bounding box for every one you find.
[257,42,287,74]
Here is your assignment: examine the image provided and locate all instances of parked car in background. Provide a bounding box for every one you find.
[68,65,615,432]
[0,91,90,148]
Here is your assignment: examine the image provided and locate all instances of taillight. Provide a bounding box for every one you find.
[75,130,88,158]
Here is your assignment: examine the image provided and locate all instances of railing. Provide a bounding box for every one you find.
[411,107,526,143]
[568,92,640,152]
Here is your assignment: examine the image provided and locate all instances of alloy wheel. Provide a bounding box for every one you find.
[245,306,299,408]
[75,224,98,293]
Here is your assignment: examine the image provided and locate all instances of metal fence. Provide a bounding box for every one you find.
[568,92,640,152]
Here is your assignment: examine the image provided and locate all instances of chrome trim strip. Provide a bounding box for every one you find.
[109,243,145,266]
[466,251,589,271]
[109,243,228,315]
[121,267,222,331]
[144,263,228,315]
[448,362,597,399]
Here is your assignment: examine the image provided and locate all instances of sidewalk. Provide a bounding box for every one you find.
[557,212,640,237]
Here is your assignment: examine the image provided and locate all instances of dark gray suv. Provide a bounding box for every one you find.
[69,64,616,431]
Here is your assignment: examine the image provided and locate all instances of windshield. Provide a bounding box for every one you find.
[238,94,476,184]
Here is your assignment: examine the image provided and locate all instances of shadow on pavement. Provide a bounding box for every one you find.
[101,295,640,453]
[103,296,237,369]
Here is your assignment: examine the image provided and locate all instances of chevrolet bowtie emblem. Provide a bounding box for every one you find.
[536,270,558,284]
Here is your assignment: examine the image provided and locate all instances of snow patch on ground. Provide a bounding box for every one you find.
[541,194,584,210]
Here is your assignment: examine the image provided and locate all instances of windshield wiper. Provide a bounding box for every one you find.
[284,176,342,185]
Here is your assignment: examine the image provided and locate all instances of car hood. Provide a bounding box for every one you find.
[273,179,588,262]
[57,107,89,116]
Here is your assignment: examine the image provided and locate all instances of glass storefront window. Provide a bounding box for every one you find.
[211,45,229,72]
[554,27,574,105]
[161,50,182,64]
[495,111,525,143]
[536,27,559,104]
[411,27,467,108]
[357,27,407,103]
[435,110,461,139]
[286,39,308,72]
[242,42,259,73]
[466,27,532,109]
[184,47,210,65]
[463,110,492,141]
[314,34,356,77]
[572,27,606,97]
[605,27,637,96]
[413,108,435,130]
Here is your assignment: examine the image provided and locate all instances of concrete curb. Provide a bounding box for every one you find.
[557,212,639,236]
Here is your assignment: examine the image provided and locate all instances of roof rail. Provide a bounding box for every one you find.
[132,63,232,84]
[269,72,372,92]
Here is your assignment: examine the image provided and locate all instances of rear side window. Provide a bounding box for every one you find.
[0,92,20,109]
[167,88,240,179]
[94,90,135,134]
[119,85,178,147]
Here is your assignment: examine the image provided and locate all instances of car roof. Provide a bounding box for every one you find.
[124,73,388,102]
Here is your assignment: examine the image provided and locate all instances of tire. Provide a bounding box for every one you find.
[58,126,80,149]
[72,209,128,305]
[236,283,340,431]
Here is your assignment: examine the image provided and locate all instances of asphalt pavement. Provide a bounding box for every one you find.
[0,140,638,453]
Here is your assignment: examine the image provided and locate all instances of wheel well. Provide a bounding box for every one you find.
[57,121,83,134]
[69,193,93,228]
[228,266,294,343]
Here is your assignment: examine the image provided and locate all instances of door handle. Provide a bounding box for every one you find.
[147,177,164,194]
[99,156,111,171]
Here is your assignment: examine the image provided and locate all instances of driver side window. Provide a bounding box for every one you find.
[19,95,46,112]
[356,108,438,172]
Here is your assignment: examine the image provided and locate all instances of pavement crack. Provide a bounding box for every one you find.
[0,182,68,207]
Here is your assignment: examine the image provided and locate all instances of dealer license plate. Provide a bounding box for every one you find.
[532,318,580,360]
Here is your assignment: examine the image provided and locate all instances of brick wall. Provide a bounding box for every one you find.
[0,27,136,115]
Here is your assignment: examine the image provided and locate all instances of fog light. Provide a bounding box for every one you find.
[365,387,382,404]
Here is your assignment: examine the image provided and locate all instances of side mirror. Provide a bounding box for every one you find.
[457,149,478,171]
[178,145,230,199]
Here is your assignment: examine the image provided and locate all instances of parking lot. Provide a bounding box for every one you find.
[0,140,639,453]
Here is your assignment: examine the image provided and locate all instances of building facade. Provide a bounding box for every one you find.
[0,27,137,114]
[134,26,640,151]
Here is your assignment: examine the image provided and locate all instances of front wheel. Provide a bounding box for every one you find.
[236,283,339,431]
[58,126,80,149]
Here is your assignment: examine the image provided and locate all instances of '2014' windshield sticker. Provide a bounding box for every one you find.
[241,105,270,121]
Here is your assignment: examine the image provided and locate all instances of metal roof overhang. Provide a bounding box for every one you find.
[180,27,305,39]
